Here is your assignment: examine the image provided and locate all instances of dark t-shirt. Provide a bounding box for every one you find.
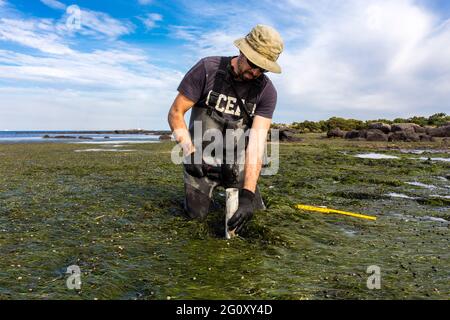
[177,56,277,120]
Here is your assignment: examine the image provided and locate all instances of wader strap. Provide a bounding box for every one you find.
[227,77,254,128]
[207,57,232,110]
[245,77,262,112]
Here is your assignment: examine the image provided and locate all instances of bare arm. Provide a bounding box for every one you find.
[168,93,196,156]
[243,115,272,193]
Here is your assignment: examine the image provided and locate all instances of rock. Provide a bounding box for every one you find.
[159,134,172,141]
[419,134,435,142]
[344,130,360,139]
[427,125,450,137]
[42,135,50,139]
[358,129,368,139]
[327,128,345,138]
[54,135,75,139]
[279,127,302,142]
[366,129,388,141]
[442,138,449,147]
[391,123,423,133]
[388,131,420,142]
[344,130,367,139]
[414,126,426,134]
[104,136,110,139]
[78,136,93,140]
[368,122,391,134]
[424,126,434,134]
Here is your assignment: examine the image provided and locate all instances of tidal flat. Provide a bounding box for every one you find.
[0,134,448,299]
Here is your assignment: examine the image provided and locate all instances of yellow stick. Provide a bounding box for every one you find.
[295,204,377,221]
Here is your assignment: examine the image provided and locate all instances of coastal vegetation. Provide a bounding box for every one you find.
[0,134,448,299]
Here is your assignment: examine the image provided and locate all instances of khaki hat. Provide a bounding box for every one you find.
[234,24,284,74]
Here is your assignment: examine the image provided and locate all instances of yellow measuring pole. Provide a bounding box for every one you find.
[295,204,377,221]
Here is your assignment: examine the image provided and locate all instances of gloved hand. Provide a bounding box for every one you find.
[227,189,255,234]
[183,151,205,178]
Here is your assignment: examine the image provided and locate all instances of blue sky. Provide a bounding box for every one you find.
[0,0,449,130]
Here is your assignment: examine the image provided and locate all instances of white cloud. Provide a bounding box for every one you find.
[0,4,180,130]
[140,13,163,30]
[0,5,134,56]
[61,8,135,39]
[0,18,73,54]
[0,45,183,129]
[1,0,449,130]
[0,48,182,89]
[169,26,242,66]
[274,0,450,120]
[170,0,449,121]
[40,0,66,10]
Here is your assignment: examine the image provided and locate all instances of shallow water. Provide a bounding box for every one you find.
[406,182,437,189]
[386,193,417,199]
[0,131,161,144]
[398,149,450,155]
[354,153,399,159]
[415,157,450,163]
[72,140,160,145]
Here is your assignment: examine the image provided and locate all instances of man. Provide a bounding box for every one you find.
[168,24,283,235]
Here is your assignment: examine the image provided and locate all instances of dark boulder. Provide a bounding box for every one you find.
[414,126,426,134]
[42,135,50,139]
[327,128,345,138]
[54,135,75,139]
[345,130,367,139]
[78,136,93,140]
[366,129,388,141]
[279,127,302,142]
[344,130,360,139]
[388,131,420,142]
[280,131,301,142]
[419,134,435,142]
[368,122,391,134]
[391,123,424,133]
[427,125,450,137]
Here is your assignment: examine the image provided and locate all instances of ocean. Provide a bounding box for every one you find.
[0,131,162,144]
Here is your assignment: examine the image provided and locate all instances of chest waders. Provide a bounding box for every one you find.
[183,57,266,223]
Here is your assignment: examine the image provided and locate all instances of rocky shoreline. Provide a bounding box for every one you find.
[327,122,450,142]
[36,129,171,135]
[39,130,172,140]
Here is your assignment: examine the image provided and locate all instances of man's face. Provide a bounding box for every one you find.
[237,55,265,81]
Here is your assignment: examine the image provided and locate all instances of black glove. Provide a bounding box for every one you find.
[183,151,205,178]
[227,189,255,234]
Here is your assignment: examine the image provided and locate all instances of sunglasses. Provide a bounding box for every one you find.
[246,57,268,73]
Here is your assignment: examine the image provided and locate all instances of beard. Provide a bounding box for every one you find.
[240,70,255,81]
[236,57,255,81]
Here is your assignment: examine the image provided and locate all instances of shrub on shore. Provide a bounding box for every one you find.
[273,113,450,133]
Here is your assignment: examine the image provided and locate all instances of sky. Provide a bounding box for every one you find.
[0,0,449,130]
